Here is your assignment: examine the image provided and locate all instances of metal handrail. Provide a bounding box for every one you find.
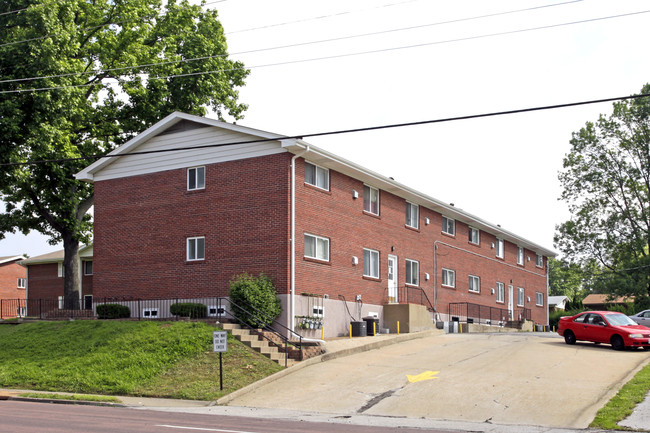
[383,286,435,311]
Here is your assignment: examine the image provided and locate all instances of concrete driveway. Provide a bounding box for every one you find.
[225,332,650,428]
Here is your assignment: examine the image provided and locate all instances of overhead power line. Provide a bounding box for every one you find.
[1,8,647,94]
[0,0,583,84]
[2,92,648,168]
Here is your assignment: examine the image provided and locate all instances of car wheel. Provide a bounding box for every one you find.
[564,330,576,345]
[611,335,625,351]
[643,346,650,351]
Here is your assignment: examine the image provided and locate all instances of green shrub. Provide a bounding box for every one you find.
[96,304,130,319]
[170,303,207,319]
[229,273,282,328]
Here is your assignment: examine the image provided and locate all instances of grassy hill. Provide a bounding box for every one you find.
[0,320,282,400]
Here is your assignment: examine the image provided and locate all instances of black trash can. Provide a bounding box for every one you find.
[363,316,379,336]
[350,321,367,337]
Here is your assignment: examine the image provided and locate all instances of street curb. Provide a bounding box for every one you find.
[215,329,443,406]
[0,395,126,407]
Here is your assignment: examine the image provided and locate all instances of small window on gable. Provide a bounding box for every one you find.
[406,259,419,286]
[442,216,455,236]
[305,162,329,190]
[469,275,480,293]
[187,166,205,191]
[17,278,26,289]
[469,227,480,245]
[305,234,330,262]
[187,237,205,261]
[364,185,379,215]
[405,202,419,229]
[83,261,93,276]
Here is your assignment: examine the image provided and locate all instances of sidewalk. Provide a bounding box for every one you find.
[1,330,648,432]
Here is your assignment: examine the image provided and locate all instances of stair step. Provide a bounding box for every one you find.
[225,324,299,368]
[221,323,241,331]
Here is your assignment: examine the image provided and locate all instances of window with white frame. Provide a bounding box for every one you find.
[536,292,543,306]
[305,234,330,262]
[405,202,419,229]
[469,275,480,293]
[442,268,455,288]
[406,259,419,286]
[363,248,380,278]
[536,254,544,268]
[496,282,505,303]
[496,238,504,258]
[187,166,205,191]
[17,278,26,289]
[57,263,64,277]
[442,216,455,236]
[517,287,525,306]
[469,227,480,245]
[83,261,93,276]
[187,237,205,261]
[305,162,329,190]
[517,247,524,265]
[363,185,379,215]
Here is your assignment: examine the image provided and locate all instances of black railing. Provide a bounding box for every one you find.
[382,286,435,311]
[448,302,531,328]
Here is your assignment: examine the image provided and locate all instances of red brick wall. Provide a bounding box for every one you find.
[25,263,63,299]
[93,153,291,299]
[0,260,26,318]
[293,158,548,325]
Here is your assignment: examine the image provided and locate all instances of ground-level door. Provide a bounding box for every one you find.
[387,255,398,303]
[508,285,514,320]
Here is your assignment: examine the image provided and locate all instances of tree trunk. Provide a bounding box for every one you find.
[62,235,81,310]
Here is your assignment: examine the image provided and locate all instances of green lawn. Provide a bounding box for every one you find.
[0,321,282,400]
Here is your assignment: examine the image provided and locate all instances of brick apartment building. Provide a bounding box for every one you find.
[0,255,26,318]
[76,112,554,336]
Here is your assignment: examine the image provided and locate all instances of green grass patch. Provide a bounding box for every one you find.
[19,392,121,403]
[0,321,282,400]
[591,361,650,430]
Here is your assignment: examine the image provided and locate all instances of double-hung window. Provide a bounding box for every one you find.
[405,202,419,229]
[517,247,525,265]
[496,238,504,259]
[536,254,544,268]
[17,278,26,289]
[517,287,525,306]
[83,261,93,276]
[469,227,480,245]
[305,234,330,262]
[442,216,455,236]
[406,259,419,286]
[536,292,544,306]
[364,185,379,215]
[442,268,455,288]
[363,248,380,278]
[187,237,205,261]
[187,166,205,191]
[305,162,329,190]
[469,275,480,293]
[496,282,505,303]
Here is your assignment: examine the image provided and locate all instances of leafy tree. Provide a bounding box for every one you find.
[0,0,248,306]
[555,84,650,300]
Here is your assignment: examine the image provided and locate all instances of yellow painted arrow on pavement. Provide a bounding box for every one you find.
[406,370,440,383]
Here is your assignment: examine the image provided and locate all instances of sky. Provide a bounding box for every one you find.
[1,0,649,258]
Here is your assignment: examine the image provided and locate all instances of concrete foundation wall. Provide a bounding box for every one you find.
[383,303,435,333]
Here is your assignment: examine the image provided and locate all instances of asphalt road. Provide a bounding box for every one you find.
[225,332,650,428]
[0,400,456,433]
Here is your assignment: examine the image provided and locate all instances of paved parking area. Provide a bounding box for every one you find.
[225,332,650,428]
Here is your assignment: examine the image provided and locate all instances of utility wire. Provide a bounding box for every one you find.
[2,92,648,168]
[1,9,646,94]
[0,0,583,83]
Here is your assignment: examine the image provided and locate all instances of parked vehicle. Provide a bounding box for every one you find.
[557,311,650,351]
[629,310,650,327]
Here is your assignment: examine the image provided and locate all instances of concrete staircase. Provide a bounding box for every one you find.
[222,323,297,368]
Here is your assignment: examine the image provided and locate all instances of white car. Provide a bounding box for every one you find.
[629,310,650,327]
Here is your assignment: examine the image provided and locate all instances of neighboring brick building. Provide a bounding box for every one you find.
[76,112,555,336]
[0,256,26,319]
[19,246,94,312]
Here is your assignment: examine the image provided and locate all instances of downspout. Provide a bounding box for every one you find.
[290,146,309,335]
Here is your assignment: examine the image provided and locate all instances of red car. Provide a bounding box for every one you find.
[558,311,650,351]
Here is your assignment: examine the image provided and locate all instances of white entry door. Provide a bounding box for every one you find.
[388,255,398,303]
[508,285,514,320]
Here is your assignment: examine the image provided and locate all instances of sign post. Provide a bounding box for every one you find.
[213,331,228,391]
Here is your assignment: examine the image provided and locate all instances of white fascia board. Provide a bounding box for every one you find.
[75,112,286,183]
[285,141,556,258]
[0,255,25,265]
